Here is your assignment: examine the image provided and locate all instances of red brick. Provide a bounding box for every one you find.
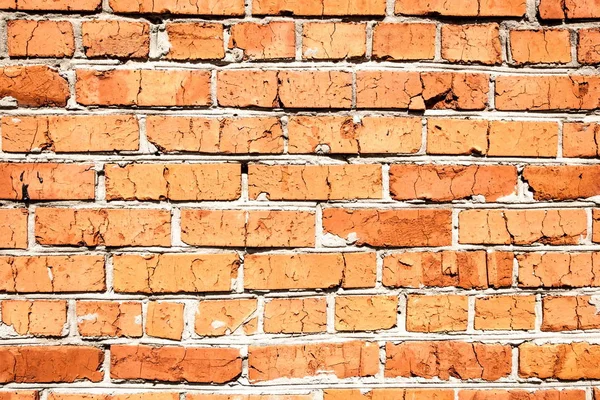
[110,345,241,383]
[217,70,278,108]
[0,66,69,107]
[518,252,600,288]
[264,297,326,334]
[324,389,454,400]
[76,301,142,337]
[35,208,171,247]
[539,0,600,19]
[442,24,502,65]
[595,209,600,243]
[406,294,468,332]
[0,392,38,400]
[302,22,366,60]
[510,29,572,64]
[542,296,600,331]
[458,390,585,400]
[278,70,353,108]
[146,301,185,340]
[0,209,28,249]
[523,165,600,200]
[8,20,74,58]
[578,28,600,64]
[486,120,559,157]
[519,342,600,379]
[563,122,600,158]
[396,0,526,16]
[195,299,258,336]
[1,300,67,336]
[229,22,295,60]
[323,208,452,247]
[165,23,224,60]
[372,23,436,60]
[335,295,398,331]
[2,0,100,11]
[82,21,150,59]
[475,295,536,330]
[109,0,244,15]
[252,0,386,15]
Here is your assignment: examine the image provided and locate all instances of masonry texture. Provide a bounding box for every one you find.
[0,0,600,399]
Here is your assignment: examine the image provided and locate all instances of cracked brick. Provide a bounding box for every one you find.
[539,0,600,19]
[7,20,74,58]
[523,165,600,200]
[302,22,366,60]
[325,389,454,400]
[474,295,536,330]
[146,301,184,340]
[1,0,100,11]
[542,295,600,331]
[578,28,600,64]
[373,23,436,60]
[195,299,258,336]
[563,122,600,158]
[335,295,398,332]
[229,22,295,60]
[510,29,572,65]
[0,209,27,249]
[109,0,245,15]
[264,297,326,334]
[76,301,142,338]
[1,300,67,336]
[252,0,386,15]
[518,252,600,288]
[519,342,600,379]
[165,23,224,60]
[82,21,150,59]
[406,294,468,332]
[441,23,502,65]
[458,390,585,400]
[0,66,69,107]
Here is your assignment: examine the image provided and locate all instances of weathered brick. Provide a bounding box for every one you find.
[264,297,326,334]
[146,301,185,340]
[195,299,258,336]
[252,0,386,15]
[510,29,572,64]
[406,295,468,332]
[76,301,142,337]
[578,28,600,64]
[8,20,74,58]
[302,22,366,60]
[563,122,600,158]
[539,0,600,19]
[595,209,600,243]
[217,70,278,108]
[519,342,600,379]
[372,23,436,60]
[0,66,69,107]
[82,21,150,59]
[335,295,398,331]
[109,0,245,15]
[542,296,600,331]
[395,0,526,16]
[1,300,67,336]
[324,389,454,400]
[165,23,224,60]
[523,166,600,200]
[0,209,28,249]
[475,295,536,330]
[458,390,585,400]
[0,392,38,400]
[441,24,502,65]
[229,22,295,60]
[518,252,600,288]
[278,70,353,108]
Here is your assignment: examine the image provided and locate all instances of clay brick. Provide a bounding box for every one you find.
[50,394,178,400]
[302,22,366,60]
[322,209,452,247]
[252,0,386,15]
[495,75,600,111]
[264,297,326,334]
[0,163,95,201]
[324,389,454,400]
[244,252,377,290]
[386,341,512,380]
[76,69,211,107]
[0,255,105,293]
[395,0,526,16]
[248,341,379,382]
[0,209,28,249]
[523,166,600,200]
[390,164,518,202]
[563,122,600,158]
[383,251,512,289]
[105,163,241,201]
[372,23,436,60]
[475,295,536,330]
[146,302,185,340]
[248,164,382,200]
[180,210,315,247]
[165,23,224,60]
[195,299,258,336]
[35,208,171,247]
[0,346,103,383]
[189,396,311,400]
[2,0,100,10]
[287,116,422,154]
[8,20,74,58]
[441,24,502,65]
[595,209,600,243]
[217,70,278,108]
[278,70,353,108]
[542,296,600,331]
[578,28,600,64]
[1,300,66,336]
[487,252,515,288]
[518,252,600,288]
[426,118,489,156]
[406,295,468,332]
[335,295,398,331]
[112,253,238,294]
[356,71,489,110]
[110,345,242,383]
[0,66,69,107]
[229,21,295,60]
[539,0,600,19]
[109,0,245,15]
[459,209,587,245]
[0,392,38,400]
[519,342,600,379]
[1,115,140,153]
[510,29,572,64]
[458,390,585,400]
[82,21,150,59]
[76,301,142,337]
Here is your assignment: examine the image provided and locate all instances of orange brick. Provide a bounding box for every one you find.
[323,208,452,247]
[248,341,379,382]
[195,299,258,336]
[244,252,376,290]
[302,22,366,60]
[0,209,28,249]
[519,342,600,379]
[1,115,139,153]
[109,0,245,15]
[105,163,241,201]
[112,253,238,294]
[383,251,512,289]
[76,301,142,337]
[372,23,436,60]
[426,118,489,156]
[0,255,105,293]
[357,71,489,110]
[82,21,149,59]
[146,116,283,154]
[252,0,386,15]
[325,389,454,400]
[217,70,278,108]
[442,23,502,65]
[496,75,600,111]
[406,295,468,332]
[539,0,600,19]
[459,390,585,400]
[578,28,600,64]
[50,394,178,400]
[248,164,382,200]
[278,70,353,108]
[287,115,421,154]
[595,209,600,243]
[475,296,536,330]
[229,21,295,60]
[188,396,311,400]
[0,66,69,107]
[487,120,559,157]
[110,345,241,383]
[0,392,38,400]
[396,0,526,16]
[563,122,600,158]
[180,210,315,247]
[335,295,398,331]
[76,69,211,107]
[146,301,185,340]
[542,296,600,331]
[518,252,600,288]
[386,341,512,380]
[0,163,95,201]
[1,300,66,336]
[524,166,600,200]
[459,209,587,245]
[510,29,572,64]
[264,297,326,334]
[165,23,224,60]
[35,208,171,247]
[0,346,103,383]
[390,164,518,202]
[8,20,74,58]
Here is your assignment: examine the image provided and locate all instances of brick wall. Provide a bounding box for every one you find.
[0,0,600,399]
